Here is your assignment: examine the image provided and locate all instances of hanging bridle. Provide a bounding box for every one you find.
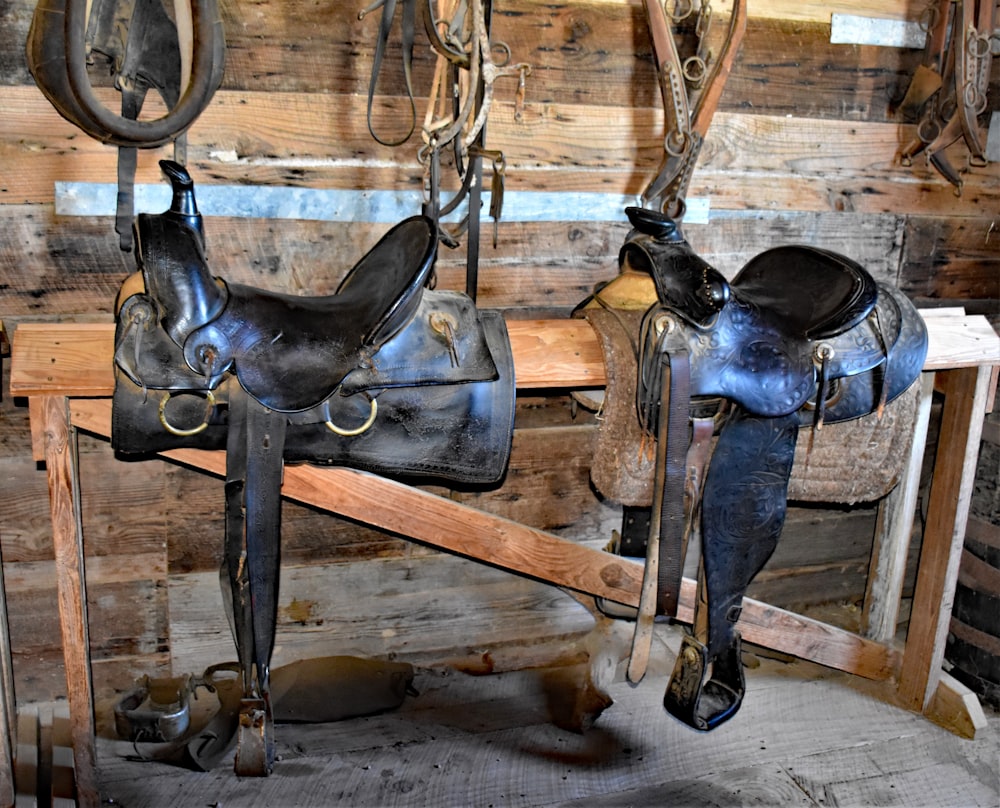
[361,0,530,299]
[898,0,997,192]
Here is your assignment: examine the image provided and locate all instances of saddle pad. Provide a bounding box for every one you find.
[583,307,654,506]
[788,380,921,504]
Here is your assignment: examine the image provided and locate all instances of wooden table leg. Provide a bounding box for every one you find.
[39,396,98,808]
[861,372,935,641]
[897,366,993,719]
[0,535,16,807]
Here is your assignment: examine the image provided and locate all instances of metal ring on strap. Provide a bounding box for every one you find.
[325,397,378,437]
[669,0,694,22]
[682,55,707,85]
[158,390,216,437]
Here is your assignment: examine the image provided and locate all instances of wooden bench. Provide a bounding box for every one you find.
[10,311,999,807]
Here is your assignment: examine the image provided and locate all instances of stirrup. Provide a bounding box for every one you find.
[234,696,274,776]
[664,632,745,731]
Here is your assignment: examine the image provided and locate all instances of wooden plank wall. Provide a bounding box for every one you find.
[0,0,998,703]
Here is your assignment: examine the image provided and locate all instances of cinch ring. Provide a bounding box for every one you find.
[325,397,378,437]
[158,390,216,437]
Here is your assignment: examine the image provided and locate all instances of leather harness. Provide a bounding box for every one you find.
[361,0,530,299]
[27,0,225,250]
[898,0,997,191]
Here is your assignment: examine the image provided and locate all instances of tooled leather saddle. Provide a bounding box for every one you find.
[111,161,515,774]
[584,206,929,731]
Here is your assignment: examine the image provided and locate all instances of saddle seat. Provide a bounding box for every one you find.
[729,245,879,341]
[133,162,437,413]
[622,206,878,340]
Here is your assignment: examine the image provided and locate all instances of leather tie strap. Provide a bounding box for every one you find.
[627,338,690,684]
[656,346,691,618]
[363,0,418,147]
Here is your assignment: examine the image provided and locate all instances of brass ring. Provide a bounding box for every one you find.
[325,397,378,437]
[158,390,216,437]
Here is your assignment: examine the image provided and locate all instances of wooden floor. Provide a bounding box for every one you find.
[86,624,1000,808]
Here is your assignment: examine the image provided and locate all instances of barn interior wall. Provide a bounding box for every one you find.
[0,0,997,704]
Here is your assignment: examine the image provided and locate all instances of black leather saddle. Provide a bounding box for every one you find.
[111,161,515,774]
[597,207,928,731]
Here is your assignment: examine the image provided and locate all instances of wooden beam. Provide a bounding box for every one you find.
[0,535,15,808]
[9,313,1000,398]
[4,86,998,216]
[861,372,935,641]
[38,397,98,808]
[923,671,989,740]
[897,365,995,711]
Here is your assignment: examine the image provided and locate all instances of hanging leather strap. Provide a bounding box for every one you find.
[363,0,418,146]
[627,341,690,684]
[641,0,747,215]
[223,386,287,776]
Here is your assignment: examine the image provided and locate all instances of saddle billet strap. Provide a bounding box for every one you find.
[665,407,798,731]
[654,346,691,620]
[627,321,692,683]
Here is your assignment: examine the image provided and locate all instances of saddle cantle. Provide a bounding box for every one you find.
[111,161,516,774]
[588,206,928,732]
